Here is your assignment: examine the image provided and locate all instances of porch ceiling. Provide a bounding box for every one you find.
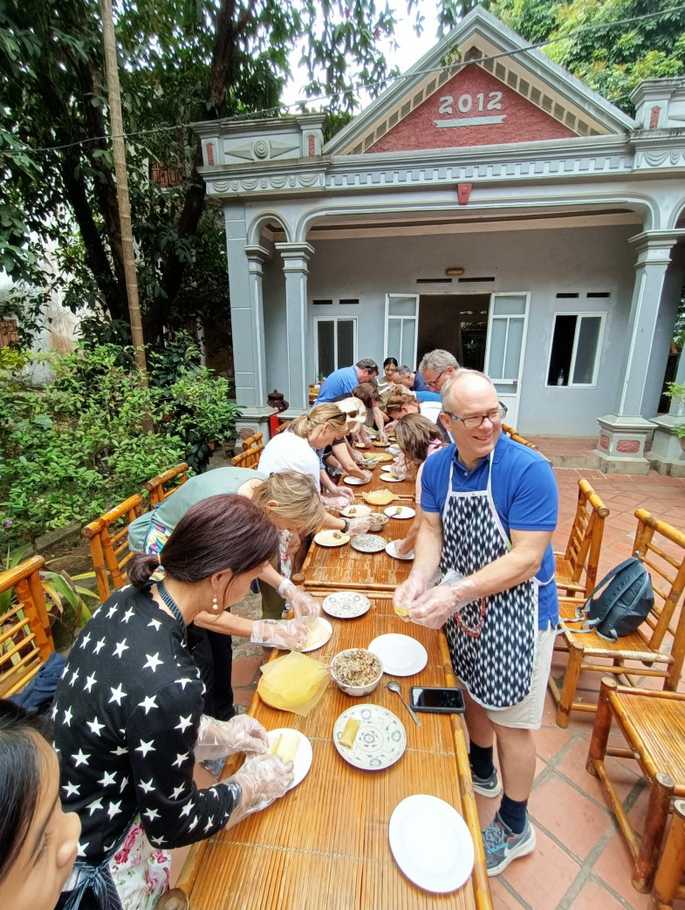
[261,205,642,242]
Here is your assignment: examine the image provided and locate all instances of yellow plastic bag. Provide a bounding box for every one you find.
[257,651,330,717]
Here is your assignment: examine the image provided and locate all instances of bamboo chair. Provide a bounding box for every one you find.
[231,443,264,469]
[145,462,190,507]
[0,556,54,698]
[587,678,685,893]
[241,431,263,449]
[550,509,685,728]
[555,479,609,600]
[653,799,685,909]
[83,493,146,602]
[502,423,538,450]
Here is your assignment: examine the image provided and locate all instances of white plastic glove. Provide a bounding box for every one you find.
[250,618,309,650]
[348,516,372,534]
[195,714,269,760]
[278,579,321,618]
[393,572,429,617]
[410,576,479,630]
[230,753,294,817]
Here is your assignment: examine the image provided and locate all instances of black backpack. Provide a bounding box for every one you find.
[566,556,654,642]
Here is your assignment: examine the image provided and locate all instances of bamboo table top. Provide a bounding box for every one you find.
[301,517,415,592]
[177,597,491,910]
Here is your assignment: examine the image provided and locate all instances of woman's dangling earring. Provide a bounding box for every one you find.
[211,595,220,613]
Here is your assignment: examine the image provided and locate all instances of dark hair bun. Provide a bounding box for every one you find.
[128,553,160,589]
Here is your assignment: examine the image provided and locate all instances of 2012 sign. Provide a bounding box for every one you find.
[438,92,503,115]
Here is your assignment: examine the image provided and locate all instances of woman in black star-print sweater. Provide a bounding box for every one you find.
[54,495,294,910]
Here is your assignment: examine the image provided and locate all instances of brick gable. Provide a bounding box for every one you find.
[367,64,575,153]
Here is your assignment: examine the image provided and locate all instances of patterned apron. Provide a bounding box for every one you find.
[441,452,539,710]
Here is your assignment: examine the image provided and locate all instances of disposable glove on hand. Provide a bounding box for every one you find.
[348,516,372,534]
[250,618,309,650]
[278,580,321,618]
[195,714,269,760]
[393,573,429,617]
[230,753,294,815]
[409,577,479,630]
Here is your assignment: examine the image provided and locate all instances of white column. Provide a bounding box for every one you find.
[275,241,314,412]
[244,244,270,407]
[618,232,676,417]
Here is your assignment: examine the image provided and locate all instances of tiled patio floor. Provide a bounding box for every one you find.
[231,466,685,910]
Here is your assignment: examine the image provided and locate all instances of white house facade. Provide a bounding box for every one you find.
[192,6,685,474]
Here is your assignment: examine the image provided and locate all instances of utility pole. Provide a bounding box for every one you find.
[100,0,148,381]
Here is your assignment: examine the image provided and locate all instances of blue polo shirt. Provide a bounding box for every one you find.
[421,433,559,629]
[413,371,429,392]
[316,365,358,403]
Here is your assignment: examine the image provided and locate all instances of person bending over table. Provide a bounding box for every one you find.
[394,369,558,877]
[418,348,459,393]
[54,495,294,910]
[314,357,378,403]
[377,356,398,393]
[350,382,388,442]
[259,405,373,523]
[129,469,323,719]
[0,700,81,910]
[391,414,446,558]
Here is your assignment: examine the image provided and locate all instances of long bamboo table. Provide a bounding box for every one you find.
[176,596,492,909]
[300,518,415,592]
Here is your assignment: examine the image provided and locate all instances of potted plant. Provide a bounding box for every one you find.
[666,382,685,450]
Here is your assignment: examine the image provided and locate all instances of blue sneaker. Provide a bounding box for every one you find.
[471,766,502,798]
[483,811,536,876]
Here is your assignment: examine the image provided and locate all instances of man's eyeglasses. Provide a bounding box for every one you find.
[425,369,447,390]
[442,403,508,430]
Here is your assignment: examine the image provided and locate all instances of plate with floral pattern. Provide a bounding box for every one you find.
[322,591,371,619]
[350,533,387,553]
[333,704,406,771]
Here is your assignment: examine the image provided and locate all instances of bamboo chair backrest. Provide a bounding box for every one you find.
[145,462,190,507]
[562,479,610,591]
[0,555,54,698]
[241,432,263,450]
[502,423,538,450]
[83,493,146,602]
[633,509,685,654]
[231,443,264,469]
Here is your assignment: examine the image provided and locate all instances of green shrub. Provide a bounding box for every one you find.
[0,342,239,547]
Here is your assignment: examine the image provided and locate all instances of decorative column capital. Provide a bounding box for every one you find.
[628,230,683,268]
[244,243,270,275]
[275,241,315,272]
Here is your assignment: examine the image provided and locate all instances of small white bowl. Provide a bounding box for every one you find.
[330,648,383,697]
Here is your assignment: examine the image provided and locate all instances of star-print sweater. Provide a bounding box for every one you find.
[53,585,241,865]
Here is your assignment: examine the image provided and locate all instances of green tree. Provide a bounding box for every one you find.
[490,0,685,113]
[0,0,420,346]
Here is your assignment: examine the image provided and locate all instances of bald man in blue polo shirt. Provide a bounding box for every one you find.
[394,369,559,877]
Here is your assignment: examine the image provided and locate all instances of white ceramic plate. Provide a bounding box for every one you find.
[380,473,403,483]
[266,729,313,791]
[389,795,474,893]
[301,617,333,653]
[343,475,368,486]
[388,445,401,456]
[385,540,415,561]
[368,633,428,676]
[351,533,387,553]
[333,704,406,771]
[340,503,372,519]
[322,592,371,619]
[313,529,350,548]
[384,506,416,520]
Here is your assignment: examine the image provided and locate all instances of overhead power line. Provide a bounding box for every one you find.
[1,2,684,160]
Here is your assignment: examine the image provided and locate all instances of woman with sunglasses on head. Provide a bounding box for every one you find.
[0,701,81,910]
[54,495,294,910]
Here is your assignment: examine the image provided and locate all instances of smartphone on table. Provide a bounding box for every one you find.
[410,686,466,714]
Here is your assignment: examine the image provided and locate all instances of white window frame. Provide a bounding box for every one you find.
[384,293,419,366]
[484,292,530,383]
[314,316,358,378]
[546,310,606,388]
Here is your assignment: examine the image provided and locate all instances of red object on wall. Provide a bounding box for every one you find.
[649,105,662,129]
[268,413,282,437]
[457,183,472,205]
[616,439,641,454]
[206,142,215,166]
[307,135,316,157]
[598,433,610,451]
[368,64,575,153]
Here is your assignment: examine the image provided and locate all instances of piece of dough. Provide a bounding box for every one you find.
[339,717,361,749]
